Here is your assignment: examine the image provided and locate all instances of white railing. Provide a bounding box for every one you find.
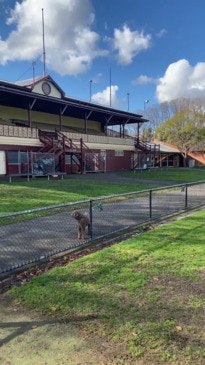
[0,124,135,147]
[0,125,38,138]
[63,131,135,146]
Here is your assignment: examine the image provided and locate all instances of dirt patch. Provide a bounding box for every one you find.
[0,294,136,365]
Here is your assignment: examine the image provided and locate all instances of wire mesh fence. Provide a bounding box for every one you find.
[1,181,205,274]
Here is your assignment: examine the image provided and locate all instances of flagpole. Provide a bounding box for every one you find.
[110,67,112,107]
[42,8,46,76]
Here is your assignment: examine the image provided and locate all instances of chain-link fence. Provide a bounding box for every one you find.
[1,181,205,274]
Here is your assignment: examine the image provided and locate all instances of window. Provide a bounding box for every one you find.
[115,150,124,156]
[20,152,28,163]
[100,150,106,157]
[65,154,80,164]
[168,154,174,167]
[7,151,19,164]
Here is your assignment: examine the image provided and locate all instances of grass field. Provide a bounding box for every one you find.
[1,168,205,364]
[9,209,205,364]
[1,168,205,214]
[120,167,205,182]
[0,176,155,214]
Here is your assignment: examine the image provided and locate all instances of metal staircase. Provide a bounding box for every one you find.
[38,129,105,173]
[134,138,160,169]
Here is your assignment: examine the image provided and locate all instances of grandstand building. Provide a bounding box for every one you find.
[0,75,182,177]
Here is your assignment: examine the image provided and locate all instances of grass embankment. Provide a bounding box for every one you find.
[10,209,205,364]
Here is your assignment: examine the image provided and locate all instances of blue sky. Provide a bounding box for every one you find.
[0,0,205,115]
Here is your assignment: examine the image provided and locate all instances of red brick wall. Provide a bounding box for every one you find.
[105,150,133,172]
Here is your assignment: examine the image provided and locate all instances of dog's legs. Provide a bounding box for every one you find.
[78,223,82,239]
[81,225,86,239]
[78,224,87,239]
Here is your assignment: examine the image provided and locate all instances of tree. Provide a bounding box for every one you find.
[154,109,205,166]
[141,127,152,141]
[144,96,205,128]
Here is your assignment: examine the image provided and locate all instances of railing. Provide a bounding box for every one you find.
[135,138,160,153]
[0,124,135,147]
[1,180,205,274]
[56,130,82,151]
[62,131,135,146]
[56,130,105,172]
[0,125,38,138]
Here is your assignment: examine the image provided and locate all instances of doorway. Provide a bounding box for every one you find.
[0,151,6,174]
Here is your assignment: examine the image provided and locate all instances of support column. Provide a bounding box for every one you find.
[28,98,37,128]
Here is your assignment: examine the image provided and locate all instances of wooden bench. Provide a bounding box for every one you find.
[8,173,67,182]
[8,173,30,183]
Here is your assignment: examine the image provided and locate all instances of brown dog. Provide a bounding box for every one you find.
[71,210,91,239]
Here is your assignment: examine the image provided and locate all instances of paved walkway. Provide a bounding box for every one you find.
[69,171,176,186]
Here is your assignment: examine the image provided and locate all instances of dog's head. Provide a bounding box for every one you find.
[71,210,81,220]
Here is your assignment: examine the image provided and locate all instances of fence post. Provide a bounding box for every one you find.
[149,189,152,219]
[89,200,93,239]
[185,184,188,209]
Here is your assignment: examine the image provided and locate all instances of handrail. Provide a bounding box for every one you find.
[135,138,160,153]
[56,130,105,172]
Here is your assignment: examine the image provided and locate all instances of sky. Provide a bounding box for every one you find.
[0,0,205,115]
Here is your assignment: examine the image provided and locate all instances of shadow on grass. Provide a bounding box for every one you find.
[5,210,205,362]
[0,319,51,346]
[2,288,205,362]
[0,313,102,347]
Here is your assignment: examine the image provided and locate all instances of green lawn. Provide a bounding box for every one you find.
[119,167,205,182]
[1,168,205,214]
[10,209,205,364]
[0,177,155,214]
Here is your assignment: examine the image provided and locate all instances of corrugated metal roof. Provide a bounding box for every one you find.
[159,144,179,153]
[0,77,148,127]
[154,140,180,153]
[14,76,44,86]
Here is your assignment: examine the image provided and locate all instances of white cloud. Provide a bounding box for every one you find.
[156,59,205,103]
[132,75,157,85]
[0,0,107,75]
[156,28,167,38]
[90,72,103,84]
[111,24,151,65]
[0,1,154,77]
[91,85,119,107]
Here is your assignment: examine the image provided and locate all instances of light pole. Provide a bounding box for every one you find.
[144,99,149,116]
[32,61,36,84]
[127,92,130,111]
[89,79,93,102]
